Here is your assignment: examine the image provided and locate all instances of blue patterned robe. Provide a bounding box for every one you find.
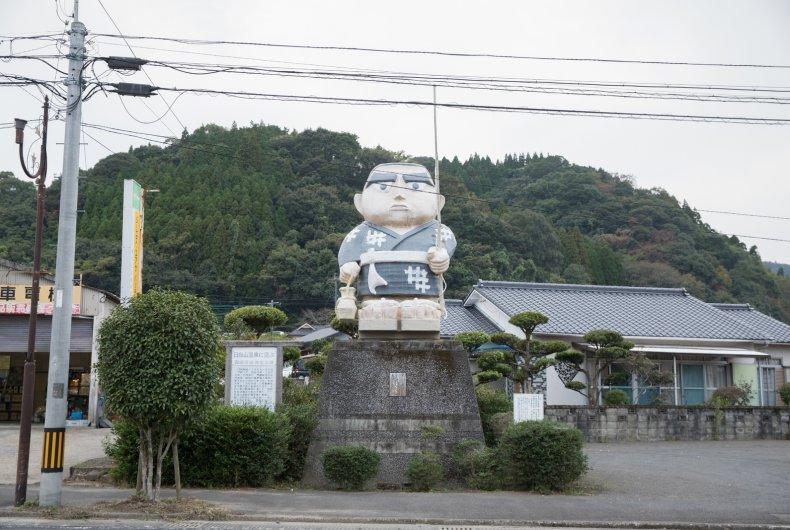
[338,220,456,297]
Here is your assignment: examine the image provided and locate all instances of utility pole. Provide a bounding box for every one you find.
[39,0,86,507]
[13,97,50,506]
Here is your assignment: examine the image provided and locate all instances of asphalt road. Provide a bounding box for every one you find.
[0,440,787,527]
[0,519,615,530]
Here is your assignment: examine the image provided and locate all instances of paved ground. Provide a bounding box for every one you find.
[0,425,110,485]
[0,520,614,530]
[0,437,788,526]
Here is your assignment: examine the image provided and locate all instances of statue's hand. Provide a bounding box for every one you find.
[427,246,450,274]
[339,261,361,284]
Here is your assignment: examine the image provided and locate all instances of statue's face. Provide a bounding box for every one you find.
[355,173,444,229]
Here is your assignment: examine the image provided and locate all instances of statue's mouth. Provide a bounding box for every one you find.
[390,204,409,211]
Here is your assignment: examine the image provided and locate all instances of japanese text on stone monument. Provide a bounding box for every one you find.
[230,347,277,411]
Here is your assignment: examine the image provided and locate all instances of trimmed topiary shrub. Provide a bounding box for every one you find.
[406,451,444,491]
[497,420,587,491]
[455,331,490,352]
[224,305,288,336]
[602,388,630,406]
[780,382,790,406]
[321,445,380,490]
[476,387,512,446]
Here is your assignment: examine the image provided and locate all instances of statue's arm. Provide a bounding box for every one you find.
[338,225,364,284]
[427,224,455,274]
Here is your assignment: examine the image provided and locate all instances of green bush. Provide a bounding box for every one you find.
[279,402,318,482]
[476,387,512,446]
[321,445,380,490]
[178,406,291,487]
[106,406,292,487]
[602,388,630,406]
[104,420,141,485]
[304,354,326,376]
[451,439,483,478]
[451,439,500,490]
[406,451,444,491]
[780,383,790,406]
[497,420,587,491]
[709,385,750,407]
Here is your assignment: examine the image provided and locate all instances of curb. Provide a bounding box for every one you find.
[1,510,789,530]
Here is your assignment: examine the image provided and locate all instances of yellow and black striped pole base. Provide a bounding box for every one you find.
[41,428,65,473]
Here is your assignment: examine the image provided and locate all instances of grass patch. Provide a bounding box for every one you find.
[17,495,229,522]
[96,496,230,521]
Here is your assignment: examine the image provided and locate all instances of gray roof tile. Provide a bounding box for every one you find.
[441,299,499,336]
[471,280,769,340]
[711,303,790,343]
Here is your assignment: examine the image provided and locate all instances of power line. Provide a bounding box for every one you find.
[698,209,790,221]
[128,58,790,105]
[94,0,186,134]
[728,234,790,243]
[91,32,790,69]
[100,82,790,125]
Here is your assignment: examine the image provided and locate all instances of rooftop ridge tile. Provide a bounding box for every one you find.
[475,280,687,296]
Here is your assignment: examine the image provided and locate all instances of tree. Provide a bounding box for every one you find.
[457,313,569,392]
[224,305,288,337]
[506,312,569,393]
[555,329,671,405]
[97,290,221,501]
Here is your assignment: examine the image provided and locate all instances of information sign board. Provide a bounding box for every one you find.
[513,393,544,422]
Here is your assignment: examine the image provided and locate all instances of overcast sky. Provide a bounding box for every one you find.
[2,0,789,263]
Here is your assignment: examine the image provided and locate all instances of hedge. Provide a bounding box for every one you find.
[106,405,292,487]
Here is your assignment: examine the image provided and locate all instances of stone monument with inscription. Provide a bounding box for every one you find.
[223,341,285,411]
[303,163,484,487]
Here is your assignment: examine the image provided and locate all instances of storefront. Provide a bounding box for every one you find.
[0,258,118,425]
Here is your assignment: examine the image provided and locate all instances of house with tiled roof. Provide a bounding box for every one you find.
[440,280,788,406]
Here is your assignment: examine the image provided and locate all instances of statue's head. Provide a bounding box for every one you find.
[354,163,445,229]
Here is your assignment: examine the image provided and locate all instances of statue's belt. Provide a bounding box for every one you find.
[359,250,429,294]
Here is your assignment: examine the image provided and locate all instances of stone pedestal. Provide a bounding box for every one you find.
[303,339,484,487]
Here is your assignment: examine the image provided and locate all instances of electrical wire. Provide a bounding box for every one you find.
[129,58,790,105]
[94,0,186,134]
[91,32,790,69]
[727,234,790,243]
[100,82,790,125]
[699,209,790,221]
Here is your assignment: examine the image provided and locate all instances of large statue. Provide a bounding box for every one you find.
[335,163,456,335]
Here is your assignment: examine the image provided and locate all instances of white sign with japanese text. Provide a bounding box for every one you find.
[229,347,278,411]
[514,393,544,422]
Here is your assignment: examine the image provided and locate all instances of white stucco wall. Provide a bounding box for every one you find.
[545,365,588,405]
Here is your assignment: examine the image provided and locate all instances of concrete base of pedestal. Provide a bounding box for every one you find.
[302,339,484,487]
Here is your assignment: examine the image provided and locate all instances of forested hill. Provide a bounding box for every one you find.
[1,122,788,322]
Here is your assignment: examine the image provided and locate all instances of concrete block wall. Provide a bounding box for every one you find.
[546,405,790,442]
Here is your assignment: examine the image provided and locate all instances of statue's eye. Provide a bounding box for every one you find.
[411,182,421,190]
[379,183,389,191]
